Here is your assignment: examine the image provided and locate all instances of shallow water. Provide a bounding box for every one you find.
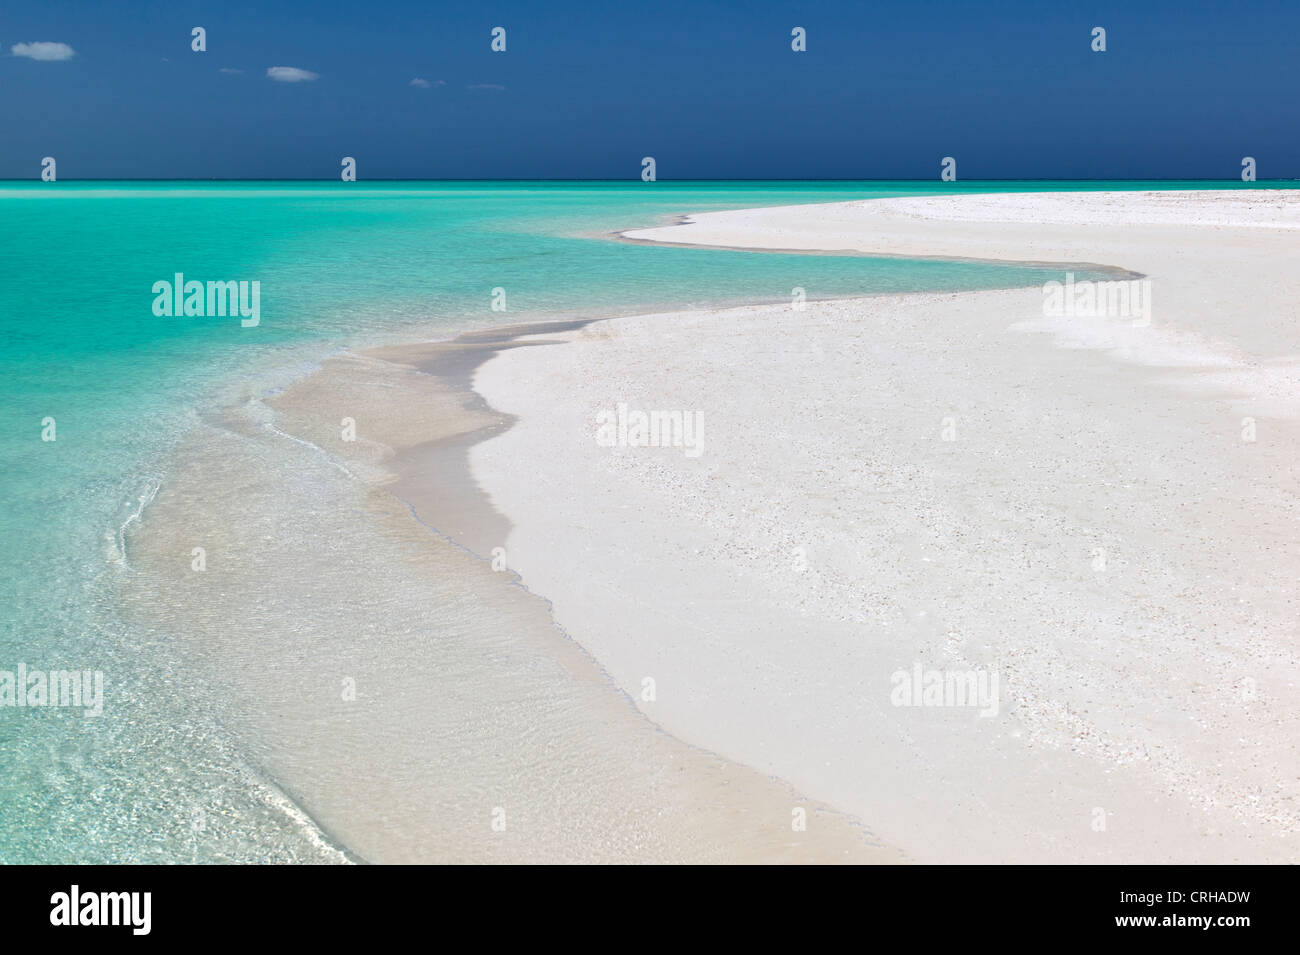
[0,179,1286,861]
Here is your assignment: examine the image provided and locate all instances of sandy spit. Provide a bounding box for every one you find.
[472,191,1300,863]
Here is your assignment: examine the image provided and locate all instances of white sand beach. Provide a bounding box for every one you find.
[467,191,1300,862]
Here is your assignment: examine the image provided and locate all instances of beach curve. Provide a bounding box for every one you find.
[469,190,1300,862]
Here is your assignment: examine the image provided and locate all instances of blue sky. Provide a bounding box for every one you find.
[2,0,1297,179]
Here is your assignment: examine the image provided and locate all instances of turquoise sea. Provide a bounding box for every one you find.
[0,179,1290,862]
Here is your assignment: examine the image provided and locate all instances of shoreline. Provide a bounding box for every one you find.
[126,188,1300,863]
[468,190,1300,862]
[610,216,1148,281]
[123,316,904,864]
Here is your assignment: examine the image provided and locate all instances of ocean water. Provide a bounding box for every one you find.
[0,179,1288,862]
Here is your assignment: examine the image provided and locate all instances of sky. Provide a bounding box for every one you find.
[2,0,1298,179]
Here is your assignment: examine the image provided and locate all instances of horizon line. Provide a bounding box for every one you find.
[1,177,1296,183]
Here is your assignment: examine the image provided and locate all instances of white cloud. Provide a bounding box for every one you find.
[266,66,319,83]
[219,67,244,75]
[11,42,76,62]
[410,77,431,88]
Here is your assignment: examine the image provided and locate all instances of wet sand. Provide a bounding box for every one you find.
[121,320,902,863]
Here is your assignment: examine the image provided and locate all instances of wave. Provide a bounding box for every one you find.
[107,475,162,569]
